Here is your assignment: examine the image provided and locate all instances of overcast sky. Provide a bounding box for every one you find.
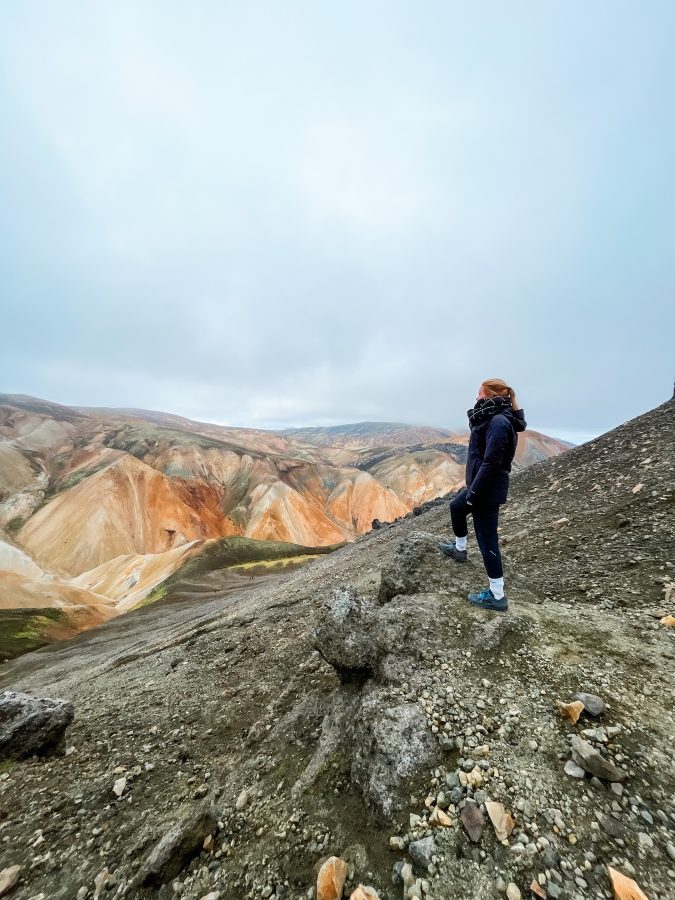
[1,2,673,444]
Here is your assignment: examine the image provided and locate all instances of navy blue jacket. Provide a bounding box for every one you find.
[465,408,527,506]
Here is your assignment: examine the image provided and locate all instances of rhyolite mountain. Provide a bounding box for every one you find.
[0,396,672,900]
[0,393,568,652]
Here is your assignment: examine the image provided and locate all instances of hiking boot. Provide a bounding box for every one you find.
[467,588,508,612]
[438,541,467,562]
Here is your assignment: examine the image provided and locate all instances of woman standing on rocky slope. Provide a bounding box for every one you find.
[439,378,526,611]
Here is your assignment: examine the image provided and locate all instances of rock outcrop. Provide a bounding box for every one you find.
[312,583,441,819]
[378,530,445,603]
[352,693,439,820]
[312,587,381,682]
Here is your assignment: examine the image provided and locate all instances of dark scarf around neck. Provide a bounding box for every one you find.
[467,395,513,428]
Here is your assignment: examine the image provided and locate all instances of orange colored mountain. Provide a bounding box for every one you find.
[19,454,235,576]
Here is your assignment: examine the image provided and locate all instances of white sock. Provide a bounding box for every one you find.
[489,577,505,600]
[455,536,467,551]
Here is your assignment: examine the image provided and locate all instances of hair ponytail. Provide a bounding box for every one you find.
[481,378,519,410]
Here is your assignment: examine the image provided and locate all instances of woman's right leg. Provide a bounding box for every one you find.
[472,505,505,598]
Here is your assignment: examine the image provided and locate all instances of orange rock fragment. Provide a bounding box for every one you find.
[660,615,675,627]
[530,879,547,898]
[429,806,453,827]
[607,866,649,900]
[317,856,349,900]
[349,887,381,900]
[556,700,584,723]
[486,800,515,842]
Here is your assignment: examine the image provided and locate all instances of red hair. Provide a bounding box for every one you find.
[481,378,519,409]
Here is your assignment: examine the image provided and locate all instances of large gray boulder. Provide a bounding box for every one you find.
[313,586,413,683]
[136,800,217,885]
[352,691,440,820]
[0,690,74,760]
[313,586,381,682]
[378,531,445,603]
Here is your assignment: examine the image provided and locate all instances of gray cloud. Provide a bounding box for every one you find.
[1,1,673,443]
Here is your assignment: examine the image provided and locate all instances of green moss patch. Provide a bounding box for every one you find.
[0,608,70,660]
[228,554,322,572]
[132,537,343,610]
[5,517,25,535]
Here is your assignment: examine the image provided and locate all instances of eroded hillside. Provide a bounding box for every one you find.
[0,398,672,900]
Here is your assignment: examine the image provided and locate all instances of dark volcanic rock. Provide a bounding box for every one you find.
[313,586,413,683]
[0,690,74,759]
[378,530,444,603]
[408,835,436,870]
[571,736,626,782]
[352,691,440,820]
[573,692,607,717]
[460,800,485,842]
[312,586,381,682]
[595,810,626,839]
[136,800,217,886]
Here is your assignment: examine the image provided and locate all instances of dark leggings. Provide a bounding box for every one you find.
[450,489,503,579]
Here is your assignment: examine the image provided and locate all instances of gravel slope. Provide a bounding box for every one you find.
[0,399,672,900]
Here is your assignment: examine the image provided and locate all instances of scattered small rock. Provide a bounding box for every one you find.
[235,789,249,811]
[530,879,546,899]
[112,777,126,798]
[595,811,625,839]
[429,807,453,828]
[136,801,217,886]
[573,692,607,717]
[571,736,626,782]
[408,836,436,870]
[564,759,586,779]
[348,887,380,900]
[0,866,21,897]
[485,801,515,842]
[460,801,485,843]
[556,700,584,723]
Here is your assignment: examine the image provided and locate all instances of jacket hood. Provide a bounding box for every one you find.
[467,396,527,431]
[510,408,527,432]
